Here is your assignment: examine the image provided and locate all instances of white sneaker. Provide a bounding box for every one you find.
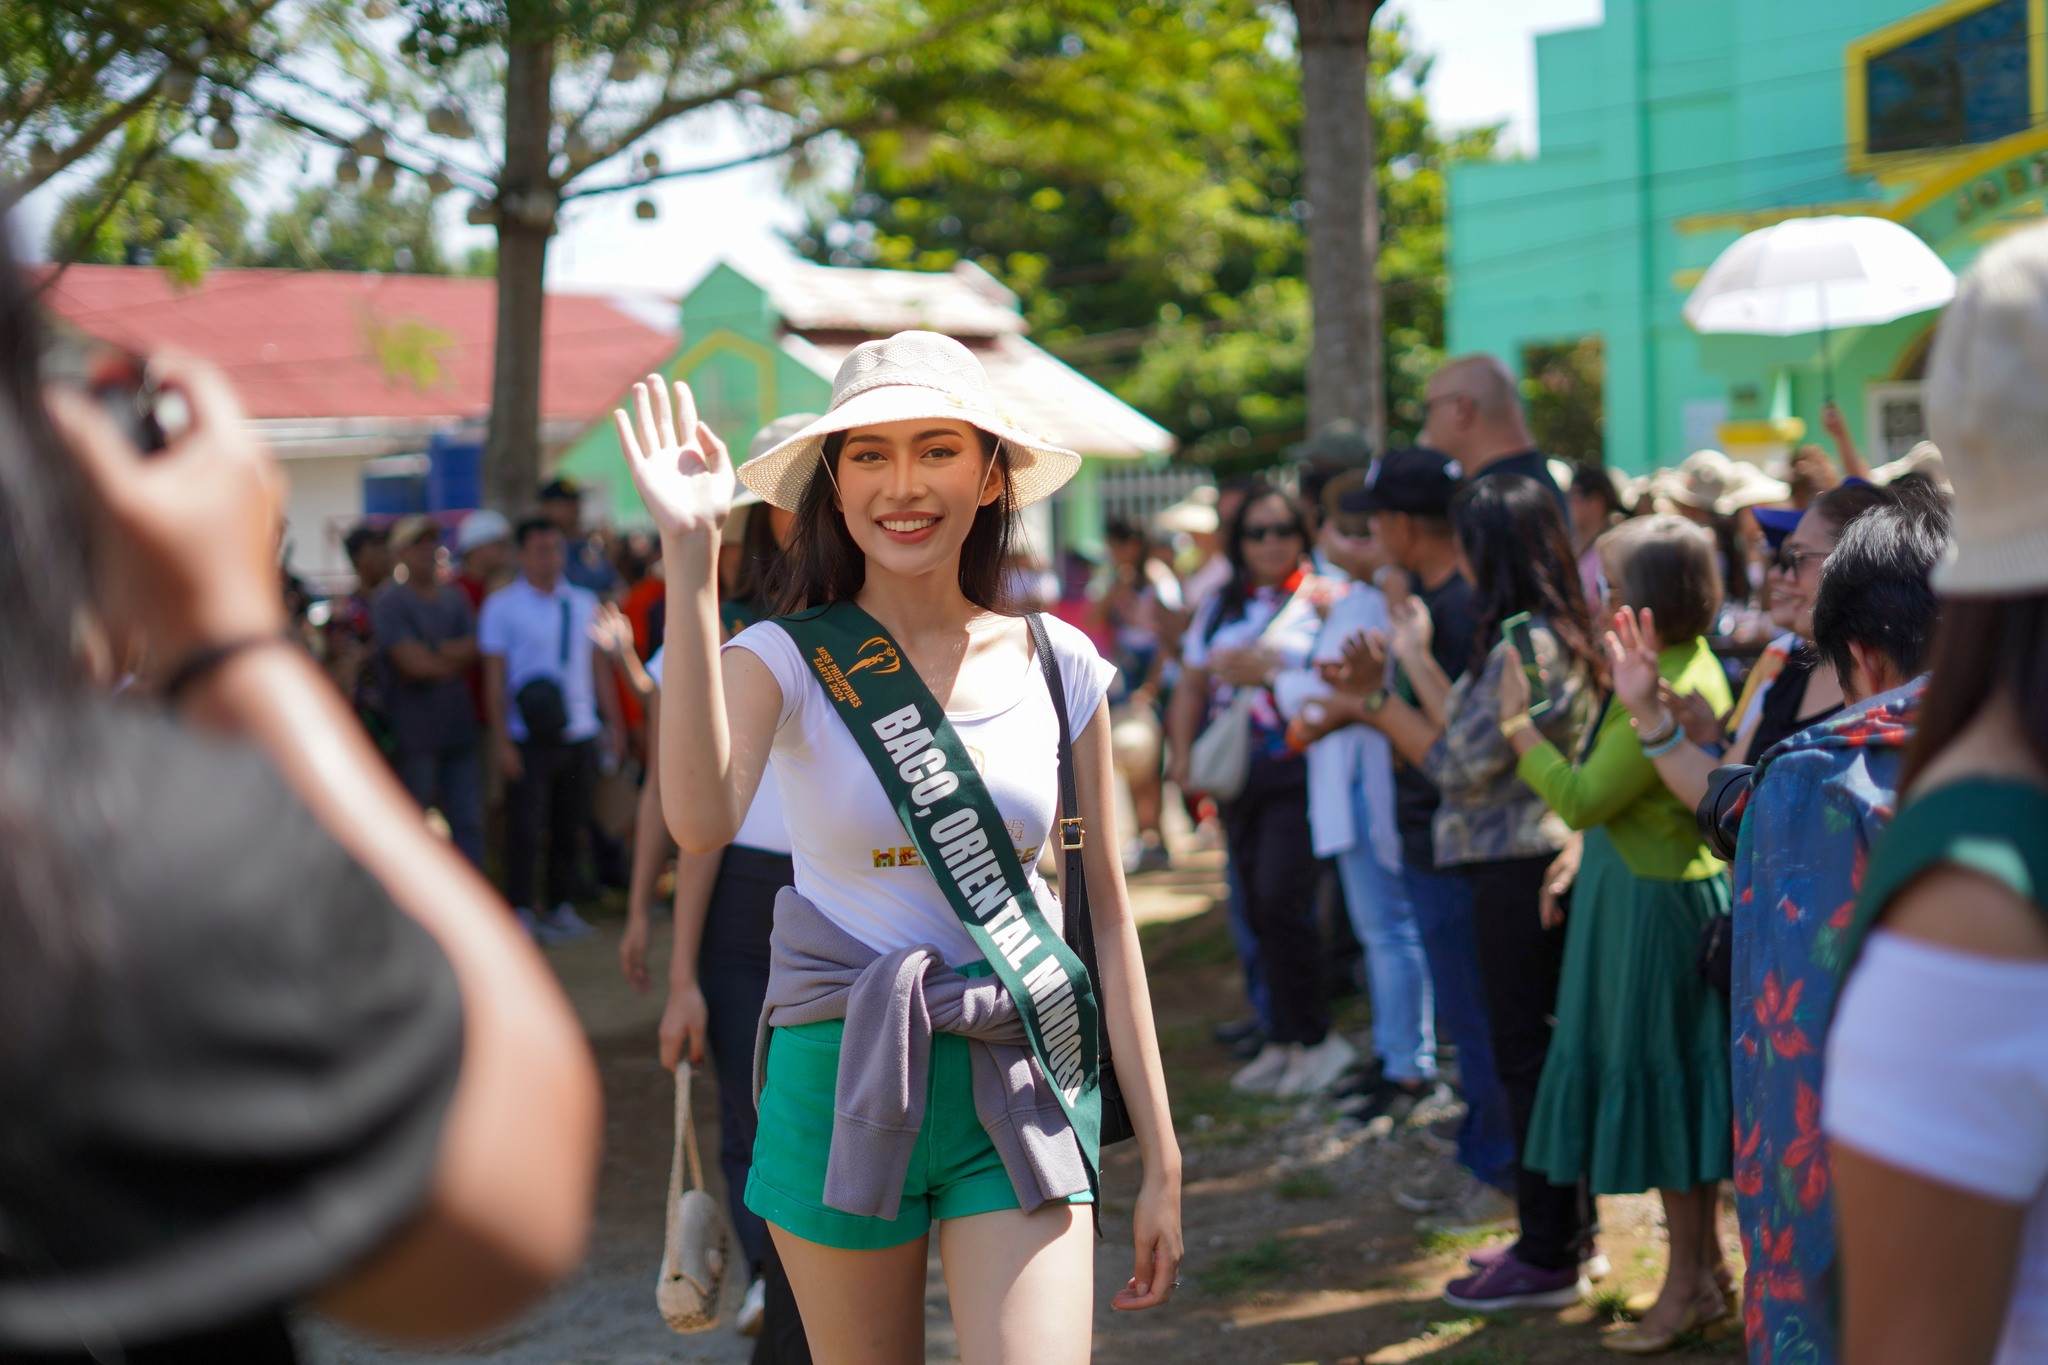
[1230,1042,1296,1094]
[1414,1176,1517,1236]
[1275,1033,1360,1098]
[735,1276,765,1337]
[537,901,597,943]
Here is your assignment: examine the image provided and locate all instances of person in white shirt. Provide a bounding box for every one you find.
[614,333,1181,1360]
[477,517,621,943]
[1276,525,1439,1125]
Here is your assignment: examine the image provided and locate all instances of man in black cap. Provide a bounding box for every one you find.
[1338,449,1519,1233]
[539,477,619,596]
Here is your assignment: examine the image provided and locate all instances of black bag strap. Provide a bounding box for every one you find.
[1026,615,1088,945]
[558,597,572,668]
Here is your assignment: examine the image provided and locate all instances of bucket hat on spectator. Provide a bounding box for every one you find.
[736,331,1080,512]
[723,413,818,544]
[1656,448,1790,517]
[1926,222,2048,592]
[456,508,511,554]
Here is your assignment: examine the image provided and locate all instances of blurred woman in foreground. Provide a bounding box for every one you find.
[0,225,598,1361]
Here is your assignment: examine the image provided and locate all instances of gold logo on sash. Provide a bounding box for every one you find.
[808,646,861,707]
[845,636,902,678]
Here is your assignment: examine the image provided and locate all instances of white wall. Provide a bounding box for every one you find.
[281,454,371,588]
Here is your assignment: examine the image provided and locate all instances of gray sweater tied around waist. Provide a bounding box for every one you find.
[753,887,1089,1221]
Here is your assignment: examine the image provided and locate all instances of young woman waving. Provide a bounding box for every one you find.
[614,332,1181,1364]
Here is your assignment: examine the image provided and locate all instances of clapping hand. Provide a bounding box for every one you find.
[1662,681,1722,748]
[1329,629,1390,696]
[1210,645,1276,689]
[613,373,734,540]
[1602,608,1663,725]
[1388,594,1433,667]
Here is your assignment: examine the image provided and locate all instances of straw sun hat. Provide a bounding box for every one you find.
[1648,448,1790,517]
[736,331,1081,512]
[1924,221,2048,594]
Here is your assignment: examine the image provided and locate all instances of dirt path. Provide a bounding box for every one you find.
[304,851,1744,1364]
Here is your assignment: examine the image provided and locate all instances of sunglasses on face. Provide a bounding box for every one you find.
[1771,542,1829,575]
[1241,522,1304,544]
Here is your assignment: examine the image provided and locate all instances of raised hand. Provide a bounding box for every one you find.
[1494,639,1532,724]
[1603,607,1663,725]
[612,373,734,539]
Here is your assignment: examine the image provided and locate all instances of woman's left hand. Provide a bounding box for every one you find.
[1112,1171,1183,1311]
[1210,645,1275,689]
[1495,641,1532,725]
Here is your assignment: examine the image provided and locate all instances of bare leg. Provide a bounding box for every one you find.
[1638,1186,1722,1336]
[769,1223,929,1365]
[1699,1183,1732,1300]
[1131,766,1164,847]
[938,1205,1094,1365]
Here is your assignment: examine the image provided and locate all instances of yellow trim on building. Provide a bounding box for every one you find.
[1846,0,2048,177]
[1718,418,1807,445]
[1674,202,1887,235]
[1884,122,2048,222]
[667,327,780,428]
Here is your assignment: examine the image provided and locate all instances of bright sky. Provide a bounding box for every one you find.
[18,0,1607,300]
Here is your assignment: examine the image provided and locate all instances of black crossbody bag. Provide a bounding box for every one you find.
[1027,613,1136,1147]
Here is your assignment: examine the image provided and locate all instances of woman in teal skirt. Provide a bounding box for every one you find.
[1496,514,1734,1355]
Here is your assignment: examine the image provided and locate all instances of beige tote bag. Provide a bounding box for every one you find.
[656,1063,739,1333]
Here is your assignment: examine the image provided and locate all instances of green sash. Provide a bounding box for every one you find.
[775,600,1103,1169]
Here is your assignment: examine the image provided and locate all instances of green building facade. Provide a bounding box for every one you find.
[1448,0,2048,473]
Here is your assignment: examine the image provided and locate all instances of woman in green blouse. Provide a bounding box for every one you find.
[1497,515,1735,1355]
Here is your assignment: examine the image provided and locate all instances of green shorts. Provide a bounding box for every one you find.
[745,967,1092,1250]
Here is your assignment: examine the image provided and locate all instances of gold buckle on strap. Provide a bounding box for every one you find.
[1059,817,1086,851]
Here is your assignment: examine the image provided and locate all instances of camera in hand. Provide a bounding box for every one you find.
[1697,763,1755,863]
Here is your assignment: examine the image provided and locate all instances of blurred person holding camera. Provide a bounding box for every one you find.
[1826,224,2048,1365]
[0,227,598,1361]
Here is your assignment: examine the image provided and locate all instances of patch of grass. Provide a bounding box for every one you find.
[1171,1080,1285,1147]
[1193,1237,1307,1298]
[1413,1226,1501,1260]
[1587,1283,1635,1322]
[1138,910,1239,970]
[1275,1169,1338,1201]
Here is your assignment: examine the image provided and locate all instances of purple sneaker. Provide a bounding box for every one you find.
[1469,1242,1611,1281]
[1442,1251,1587,1311]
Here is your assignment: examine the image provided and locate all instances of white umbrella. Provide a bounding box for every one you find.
[1683,215,1955,400]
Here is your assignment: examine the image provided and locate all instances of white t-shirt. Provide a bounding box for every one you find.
[1825,930,2048,1364]
[476,575,602,743]
[647,647,790,855]
[726,614,1115,965]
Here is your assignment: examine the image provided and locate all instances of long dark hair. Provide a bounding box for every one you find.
[1900,593,2048,790]
[1204,487,1311,642]
[0,214,110,1062]
[1449,474,1599,679]
[763,427,1017,616]
[727,502,782,609]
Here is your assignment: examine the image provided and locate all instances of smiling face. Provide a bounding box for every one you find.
[1768,507,1838,639]
[831,417,1005,583]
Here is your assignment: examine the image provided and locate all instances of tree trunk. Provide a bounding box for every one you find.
[484,34,557,514]
[1292,0,1385,452]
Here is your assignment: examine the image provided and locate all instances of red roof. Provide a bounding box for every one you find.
[35,265,675,424]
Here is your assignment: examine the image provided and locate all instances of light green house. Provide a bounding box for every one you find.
[555,256,1175,555]
[1447,0,2048,473]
